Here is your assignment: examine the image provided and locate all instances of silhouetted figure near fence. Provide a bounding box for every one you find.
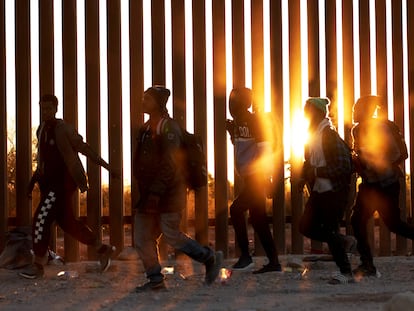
[226,87,282,274]
[133,86,222,292]
[299,97,355,285]
[20,94,117,279]
[351,95,411,278]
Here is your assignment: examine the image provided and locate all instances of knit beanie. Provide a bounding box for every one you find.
[144,86,170,110]
[306,97,330,114]
[229,87,252,111]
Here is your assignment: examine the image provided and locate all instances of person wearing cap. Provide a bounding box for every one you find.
[133,86,223,292]
[226,87,282,273]
[299,97,355,284]
[351,95,413,278]
[20,94,118,279]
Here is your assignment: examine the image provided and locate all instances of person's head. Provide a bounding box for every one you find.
[304,97,330,127]
[142,86,170,116]
[39,94,58,121]
[352,95,382,123]
[229,87,252,119]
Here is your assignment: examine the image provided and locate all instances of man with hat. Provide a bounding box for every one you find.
[133,86,223,292]
[299,97,355,284]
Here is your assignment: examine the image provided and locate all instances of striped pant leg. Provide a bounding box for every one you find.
[32,191,57,258]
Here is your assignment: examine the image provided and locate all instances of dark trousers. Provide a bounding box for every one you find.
[300,188,351,274]
[230,174,279,264]
[351,181,414,267]
[32,186,97,258]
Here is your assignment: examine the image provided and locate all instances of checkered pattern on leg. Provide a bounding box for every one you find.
[34,191,56,243]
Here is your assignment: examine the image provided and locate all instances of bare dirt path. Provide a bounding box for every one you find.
[1,253,413,311]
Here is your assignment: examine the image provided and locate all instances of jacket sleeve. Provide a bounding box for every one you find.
[61,122,111,171]
[54,121,89,192]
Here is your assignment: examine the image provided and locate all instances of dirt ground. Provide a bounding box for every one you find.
[1,249,414,311]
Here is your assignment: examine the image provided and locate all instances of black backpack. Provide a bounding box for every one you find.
[384,120,408,165]
[180,128,208,190]
[155,118,208,190]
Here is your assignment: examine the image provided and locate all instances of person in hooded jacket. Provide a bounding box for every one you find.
[20,94,117,279]
[351,95,412,278]
[133,86,223,292]
[299,97,355,284]
[226,87,282,274]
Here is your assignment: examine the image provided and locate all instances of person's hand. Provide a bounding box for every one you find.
[298,178,306,193]
[79,183,89,193]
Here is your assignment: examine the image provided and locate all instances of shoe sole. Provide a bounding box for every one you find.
[101,258,111,273]
[100,246,116,272]
[232,262,255,271]
[353,270,381,278]
[252,268,282,274]
[135,282,166,293]
[19,272,40,279]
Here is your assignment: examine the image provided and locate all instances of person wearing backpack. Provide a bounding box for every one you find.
[226,87,282,273]
[20,94,118,279]
[299,97,355,285]
[351,95,412,278]
[133,86,222,292]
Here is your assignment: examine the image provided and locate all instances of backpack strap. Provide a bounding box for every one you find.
[383,119,408,164]
[156,117,169,135]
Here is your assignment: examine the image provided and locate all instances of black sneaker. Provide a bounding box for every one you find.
[252,263,282,274]
[135,280,166,293]
[353,264,378,277]
[232,255,254,270]
[205,251,223,285]
[97,244,116,272]
[19,263,44,279]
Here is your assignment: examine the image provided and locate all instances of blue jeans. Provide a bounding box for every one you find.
[134,211,212,282]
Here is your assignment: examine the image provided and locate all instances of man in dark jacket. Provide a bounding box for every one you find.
[20,94,117,279]
[299,97,355,284]
[133,86,222,292]
[351,95,412,278]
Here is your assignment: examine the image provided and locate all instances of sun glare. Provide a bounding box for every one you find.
[4,0,412,186]
[290,110,309,160]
